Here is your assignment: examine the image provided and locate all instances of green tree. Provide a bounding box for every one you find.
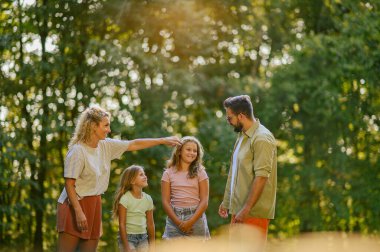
[266,0,380,235]
[1,0,380,251]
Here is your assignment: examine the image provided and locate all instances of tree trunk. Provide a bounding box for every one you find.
[32,0,49,249]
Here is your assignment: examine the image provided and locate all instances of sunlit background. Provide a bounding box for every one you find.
[1,0,379,251]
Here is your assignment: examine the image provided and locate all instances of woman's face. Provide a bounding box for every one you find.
[180,141,198,164]
[93,116,111,141]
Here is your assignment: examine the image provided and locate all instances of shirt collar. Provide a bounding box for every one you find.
[241,118,260,138]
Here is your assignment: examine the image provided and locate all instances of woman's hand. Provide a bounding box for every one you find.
[75,209,88,232]
[161,136,181,147]
[65,178,88,232]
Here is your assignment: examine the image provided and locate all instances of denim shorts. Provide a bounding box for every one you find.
[162,206,210,240]
[118,233,149,252]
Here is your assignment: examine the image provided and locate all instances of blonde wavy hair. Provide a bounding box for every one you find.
[112,165,144,219]
[68,106,110,148]
[166,136,204,178]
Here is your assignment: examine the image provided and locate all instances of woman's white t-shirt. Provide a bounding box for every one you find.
[58,138,130,203]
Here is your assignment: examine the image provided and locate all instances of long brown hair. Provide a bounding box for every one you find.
[112,165,144,219]
[69,106,110,148]
[166,136,204,178]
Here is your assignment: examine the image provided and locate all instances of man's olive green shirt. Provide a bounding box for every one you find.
[222,119,277,219]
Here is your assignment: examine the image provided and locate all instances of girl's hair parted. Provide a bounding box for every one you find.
[112,165,144,219]
[166,136,204,178]
[68,105,110,148]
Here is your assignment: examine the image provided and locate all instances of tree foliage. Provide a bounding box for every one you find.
[1,0,379,251]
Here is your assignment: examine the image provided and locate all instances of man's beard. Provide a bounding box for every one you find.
[233,122,243,133]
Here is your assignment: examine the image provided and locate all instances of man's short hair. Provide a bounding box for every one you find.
[223,95,254,119]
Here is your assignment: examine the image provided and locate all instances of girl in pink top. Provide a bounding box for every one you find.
[161,136,210,240]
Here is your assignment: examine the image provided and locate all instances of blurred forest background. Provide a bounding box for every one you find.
[1,0,380,251]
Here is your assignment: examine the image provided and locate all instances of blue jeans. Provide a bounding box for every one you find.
[118,233,149,252]
[162,206,210,240]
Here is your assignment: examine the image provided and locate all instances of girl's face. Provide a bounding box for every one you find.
[93,117,111,141]
[180,141,198,164]
[132,169,148,188]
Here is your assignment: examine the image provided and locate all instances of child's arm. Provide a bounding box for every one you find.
[118,204,131,252]
[180,179,209,233]
[146,209,155,250]
[161,181,184,230]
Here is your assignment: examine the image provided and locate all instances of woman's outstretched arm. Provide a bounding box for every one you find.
[127,136,180,151]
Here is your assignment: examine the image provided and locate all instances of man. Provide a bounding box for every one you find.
[219,95,277,241]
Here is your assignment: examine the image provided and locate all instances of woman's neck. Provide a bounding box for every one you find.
[131,186,143,199]
[86,137,99,148]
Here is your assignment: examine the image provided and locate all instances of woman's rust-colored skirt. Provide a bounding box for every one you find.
[57,195,102,240]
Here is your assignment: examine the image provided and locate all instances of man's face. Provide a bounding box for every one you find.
[226,108,243,133]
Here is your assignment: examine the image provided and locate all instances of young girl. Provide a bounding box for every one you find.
[113,165,155,252]
[161,136,210,240]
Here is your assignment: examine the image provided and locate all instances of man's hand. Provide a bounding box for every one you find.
[218,203,229,218]
[232,207,250,223]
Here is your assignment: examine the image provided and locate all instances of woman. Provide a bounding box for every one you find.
[56,105,180,252]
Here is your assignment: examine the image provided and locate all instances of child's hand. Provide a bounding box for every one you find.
[122,242,132,252]
[123,247,132,252]
[149,243,156,252]
[179,220,193,234]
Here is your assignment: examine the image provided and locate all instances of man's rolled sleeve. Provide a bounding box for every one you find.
[253,140,275,177]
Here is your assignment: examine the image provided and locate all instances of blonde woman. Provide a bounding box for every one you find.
[56,106,180,252]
